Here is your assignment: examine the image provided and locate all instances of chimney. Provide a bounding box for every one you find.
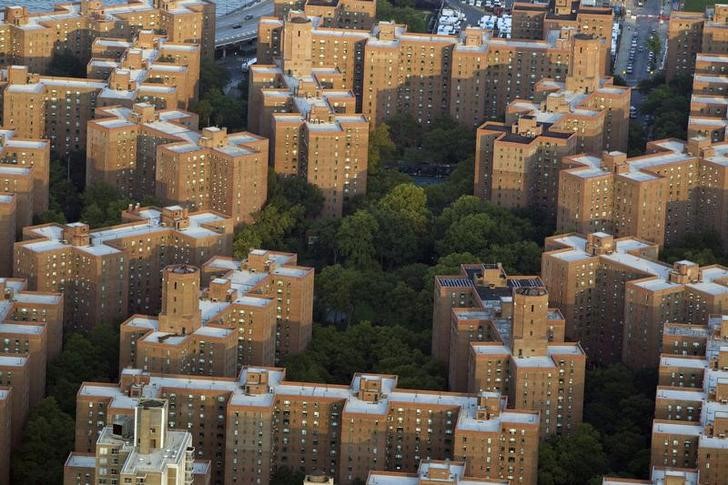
[7,66,29,85]
[208,277,233,301]
[585,232,615,256]
[131,102,157,124]
[62,223,91,247]
[136,30,156,49]
[463,27,483,47]
[244,370,270,395]
[476,392,501,420]
[109,69,135,91]
[160,206,190,230]
[602,151,627,173]
[357,376,382,402]
[686,136,711,157]
[669,260,701,284]
[377,21,398,41]
[199,127,228,148]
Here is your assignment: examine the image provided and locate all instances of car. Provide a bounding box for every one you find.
[232,23,242,29]
[244,14,254,20]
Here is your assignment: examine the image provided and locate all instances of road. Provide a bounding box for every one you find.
[216,0,274,47]
[613,0,669,86]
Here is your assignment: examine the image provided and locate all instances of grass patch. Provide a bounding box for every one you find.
[683,0,715,11]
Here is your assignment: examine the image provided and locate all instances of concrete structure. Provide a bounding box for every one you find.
[433,263,585,438]
[72,368,540,484]
[686,53,728,145]
[14,205,233,329]
[249,52,368,217]
[0,354,30,447]
[1,32,201,155]
[649,314,728,484]
[120,250,314,373]
[64,399,211,485]
[0,0,215,73]
[542,232,728,369]
[255,14,613,130]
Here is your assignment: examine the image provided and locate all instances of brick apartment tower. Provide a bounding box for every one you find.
[433,263,586,438]
[71,368,540,484]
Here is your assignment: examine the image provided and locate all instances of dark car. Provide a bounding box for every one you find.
[232,23,242,29]
[245,14,254,20]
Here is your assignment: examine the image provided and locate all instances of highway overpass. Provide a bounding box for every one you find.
[215,0,274,50]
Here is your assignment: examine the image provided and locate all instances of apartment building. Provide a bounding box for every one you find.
[14,205,233,329]
[0,354,29,447]
[512,0,613,73]
[0,195,14,277]
[249,48,368,217]
[273,0,376,30]
[366,460,509,484]
[256,14,611,129]
[2,33,201,155]
[201,250,314,361]
[473,70,629,222]
[0,277,63,411]
[156,127,270,226]
[87,103,199,201]
[602,468,698,485]
[649,314,728,484]
[89,32,202,109]
[433,263,585,438]
[72,367,540,485]
[0,0,214,74]
[120,249,314,374]
[0,127,52,275]
[64,399,211,485]
[687,53,728,142]
[0,387,9,485]
[666,5,728,81]
[542,232,728,369]
[556,138,728,248]
[0,129,50,233]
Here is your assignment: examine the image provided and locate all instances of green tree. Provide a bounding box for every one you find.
[198,57,231,95]
[10,397,74,485]
[80,182,131,228]
[538,424,608,485]
[337,210,380,269]
[368,123,396,174]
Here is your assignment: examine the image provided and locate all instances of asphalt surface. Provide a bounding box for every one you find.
[216,0,274,46]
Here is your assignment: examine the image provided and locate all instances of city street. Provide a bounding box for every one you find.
[613,0,670,86]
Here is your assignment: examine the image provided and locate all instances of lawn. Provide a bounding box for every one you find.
[683,0,716,11]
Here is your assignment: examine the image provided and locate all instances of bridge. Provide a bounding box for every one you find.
[215,0,274,52]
